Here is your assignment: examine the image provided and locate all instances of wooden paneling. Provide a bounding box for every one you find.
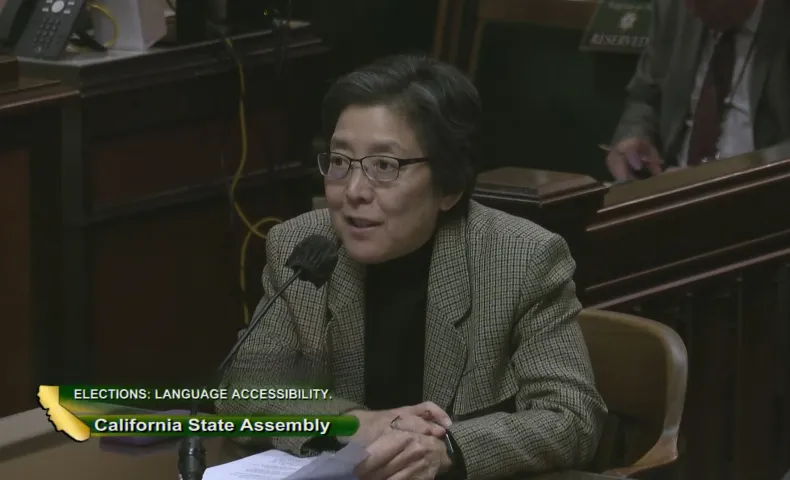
[12,29,332,389]
[594,258,790,480]
[87,110,311,387]
[0,75,75,415]
[0,149,32,417]
[472,144,790,480]
[89,111,290,209]
[0,75,75,416]
[583,150,790,479]
[90,183,309,387]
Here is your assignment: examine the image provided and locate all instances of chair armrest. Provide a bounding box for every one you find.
[603,435,679,477]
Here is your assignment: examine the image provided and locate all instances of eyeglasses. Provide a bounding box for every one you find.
[317,152,429,182]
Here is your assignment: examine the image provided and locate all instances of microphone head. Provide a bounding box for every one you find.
[284,235,339,288]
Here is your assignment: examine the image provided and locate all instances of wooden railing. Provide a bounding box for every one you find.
[473,143,790,480]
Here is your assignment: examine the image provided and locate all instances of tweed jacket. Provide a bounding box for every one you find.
[217,201,606,479]
[612,0,790,163]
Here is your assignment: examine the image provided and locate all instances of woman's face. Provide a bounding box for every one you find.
[325,105,460,264]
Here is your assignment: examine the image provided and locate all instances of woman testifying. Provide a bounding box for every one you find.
[217,54,606,479]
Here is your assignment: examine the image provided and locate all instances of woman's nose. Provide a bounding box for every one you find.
[344,166,373,202]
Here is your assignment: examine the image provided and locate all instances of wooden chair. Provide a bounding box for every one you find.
[578,309,688,477]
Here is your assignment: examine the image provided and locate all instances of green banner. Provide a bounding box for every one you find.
[76,415,359,437]
[579,0,653,54]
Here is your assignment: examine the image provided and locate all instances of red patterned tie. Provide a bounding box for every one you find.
[687,30,736,166]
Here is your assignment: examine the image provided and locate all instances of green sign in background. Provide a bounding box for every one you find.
[580,0,653,54]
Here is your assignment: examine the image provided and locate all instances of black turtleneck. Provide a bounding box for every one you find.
[363,237,434,410]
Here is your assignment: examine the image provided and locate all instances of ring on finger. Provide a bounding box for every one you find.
[390,415,401,430]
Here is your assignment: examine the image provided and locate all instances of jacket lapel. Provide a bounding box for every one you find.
[326,244,366,404]
[422,217,471,412]
[325,218,472,411]
[749,0,790,118]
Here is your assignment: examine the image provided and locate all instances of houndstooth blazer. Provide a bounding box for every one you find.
[217,201,606,479]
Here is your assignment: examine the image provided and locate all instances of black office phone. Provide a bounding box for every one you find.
[0,0,87,59]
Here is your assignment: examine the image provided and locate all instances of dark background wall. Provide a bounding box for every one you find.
[295,0,639,180]
[475,24,638,179]
[295,0,440,74]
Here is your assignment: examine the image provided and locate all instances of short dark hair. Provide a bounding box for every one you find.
[321,53,481,220]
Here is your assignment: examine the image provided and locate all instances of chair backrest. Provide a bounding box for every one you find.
[578,309,688,477]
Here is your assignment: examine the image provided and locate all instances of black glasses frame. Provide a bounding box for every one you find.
[317,152,429,182]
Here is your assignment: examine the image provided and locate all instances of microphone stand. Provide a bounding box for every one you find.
[178,269,302,480]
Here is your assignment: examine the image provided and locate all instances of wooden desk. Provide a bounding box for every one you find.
[473,142,790,480]
[0,410,618,480]
[11,27,331,394]
[0,58,77,417]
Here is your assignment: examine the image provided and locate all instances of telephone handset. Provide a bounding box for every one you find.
[0,0,87,59]
[0,0,37,48]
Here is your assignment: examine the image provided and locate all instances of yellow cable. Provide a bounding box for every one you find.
[225,37,276,241]
[87,3,119,48]
[224,37,283,324]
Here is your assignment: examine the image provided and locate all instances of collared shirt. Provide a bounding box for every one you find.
[676,2,764,166]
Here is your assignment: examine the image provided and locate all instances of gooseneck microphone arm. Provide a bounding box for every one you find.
[203,270,302,413]
[178,235,339,480]
[178,270,302,480]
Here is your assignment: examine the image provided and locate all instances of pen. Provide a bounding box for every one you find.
[598,144,614,152]
[443,432,455,457]
[428,419,455,458]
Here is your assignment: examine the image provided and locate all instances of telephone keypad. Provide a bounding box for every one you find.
[31,16,62,53]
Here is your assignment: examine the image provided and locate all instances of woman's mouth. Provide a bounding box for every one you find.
[346,217,382,230]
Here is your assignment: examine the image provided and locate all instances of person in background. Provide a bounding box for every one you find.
[606,0,790,181]
[217,54,606,479]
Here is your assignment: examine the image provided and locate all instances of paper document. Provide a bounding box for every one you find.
[284,442,367,480]
[203,443,367,480]
[204,450,316,480]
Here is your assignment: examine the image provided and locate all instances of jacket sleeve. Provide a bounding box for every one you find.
[215,224,365,455]
[446,234,607,479]
[611,0,669,146]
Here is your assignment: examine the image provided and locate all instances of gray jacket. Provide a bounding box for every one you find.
[611,0,790,164]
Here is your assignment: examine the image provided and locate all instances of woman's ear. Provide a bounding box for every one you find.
[439,192,464,212]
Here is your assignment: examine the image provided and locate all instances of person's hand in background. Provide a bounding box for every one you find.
[605,137,664,181]
[341,401,451,446]
[355,429,452,480]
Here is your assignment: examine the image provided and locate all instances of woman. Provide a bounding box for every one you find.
[218,54,606,480]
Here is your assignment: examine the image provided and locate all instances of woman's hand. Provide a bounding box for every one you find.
[341,401,451,446]
[355,429,452,480]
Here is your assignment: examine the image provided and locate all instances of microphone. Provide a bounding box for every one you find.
[178,234,339,480]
